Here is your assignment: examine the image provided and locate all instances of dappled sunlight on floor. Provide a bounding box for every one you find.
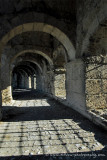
[1,90,107,159]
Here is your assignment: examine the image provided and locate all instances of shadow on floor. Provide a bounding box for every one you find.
[2,103,107,146]
[1,90,107,160]
[12,89,48,100]
[0,148,107,160]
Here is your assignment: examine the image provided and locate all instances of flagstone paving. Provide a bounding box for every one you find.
[0,89,107,160]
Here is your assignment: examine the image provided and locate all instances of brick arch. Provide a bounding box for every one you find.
[0,22,75,61]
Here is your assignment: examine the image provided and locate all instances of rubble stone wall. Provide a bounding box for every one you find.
[85,56,107,118]
[54,73,66,99]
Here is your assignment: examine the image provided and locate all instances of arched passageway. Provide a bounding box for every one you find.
[0,0,107,158]
[1,31,68,104]
[11,60,44,100]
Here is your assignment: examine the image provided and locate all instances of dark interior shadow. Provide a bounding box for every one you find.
[12,89,47,100]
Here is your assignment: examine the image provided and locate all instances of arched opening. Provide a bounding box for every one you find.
[0,23,75,60]
[0,24,75,104]
[11,54,47,98]
[1,30,69,104]
[0,22,76,103]
[11,60,43,100]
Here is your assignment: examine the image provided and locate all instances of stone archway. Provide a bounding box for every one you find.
[10,49,53,66]
[81,13,107,56]
[0,23,75,61]
[0,16,76,120]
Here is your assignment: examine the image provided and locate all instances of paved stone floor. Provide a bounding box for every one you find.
[0,89,107,160]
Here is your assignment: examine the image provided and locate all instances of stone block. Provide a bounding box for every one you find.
[23,23,34,32]
[86,94,107,109]
[101,66,107,79]
[86,79,102,94]
[102,80,107,93]
[2,86,12,104]
[86,65,101,79]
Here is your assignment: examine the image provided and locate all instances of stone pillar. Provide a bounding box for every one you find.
[17,73,21,88]
[0,66,2,120]
[40,75,44,91]
[12,73,17,89]
[41,64,48,93]
[36,73,41,91]
[42,66,54,95]
[31,76,34,89]
[21,74,25,88]
[34,76,36,89]
[24,75,29,89]
[66,59,86,113]
[1,55,13,104]
[47,71,55,95]
[0,94,2,120]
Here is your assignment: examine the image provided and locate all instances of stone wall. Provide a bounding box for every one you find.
[85,55,107,119]
[54,73,66,99]
[76,0,106,56]
[57,58,107,130]
[0,68,2,120]
[0,0,106,129]
[2,86,12,105]
[1,54,13,104]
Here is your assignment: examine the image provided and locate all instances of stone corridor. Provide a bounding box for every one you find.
[0,0,107,159]
[0,90,107,160]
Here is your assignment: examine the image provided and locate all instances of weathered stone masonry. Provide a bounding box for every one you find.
[85,56,107,119]
[0,0,106,130]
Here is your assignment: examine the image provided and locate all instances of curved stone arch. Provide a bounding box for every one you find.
[81,7,107,56]
[19,65,36,76]
[10,54,43,74]
[10,49,54,67]
[0,23,76,60]
[15,61,37,75]
[15,65,34,76]
[22,60,43,73]
[15,70,23,78]
[16,69,29,78]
